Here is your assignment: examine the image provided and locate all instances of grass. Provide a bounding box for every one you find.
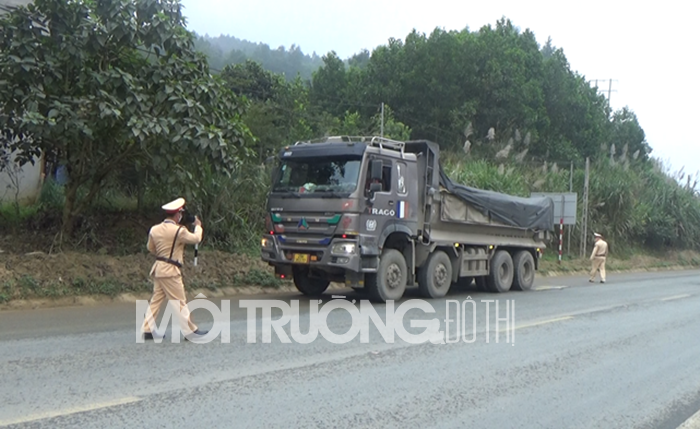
[0,270,288,304]
[234,269,286,288]
[0,275,154,303]
[0,203,41,226]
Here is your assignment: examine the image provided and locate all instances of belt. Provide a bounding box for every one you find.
[156,256,183,268]
[595,254,607,257]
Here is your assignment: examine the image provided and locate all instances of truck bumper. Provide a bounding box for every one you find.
[261,234,365,275]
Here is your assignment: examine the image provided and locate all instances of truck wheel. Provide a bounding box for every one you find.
[292,266,330,296]
[366,249,407,302]
[486,250,513,293]
[512,251,535,291]
[418,250,452,298]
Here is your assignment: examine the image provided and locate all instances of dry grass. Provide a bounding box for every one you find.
[538,250,700,275]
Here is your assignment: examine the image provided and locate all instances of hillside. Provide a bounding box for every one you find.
[194,34,324,81]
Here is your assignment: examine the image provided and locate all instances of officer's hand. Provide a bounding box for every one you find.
[194,216,202,228]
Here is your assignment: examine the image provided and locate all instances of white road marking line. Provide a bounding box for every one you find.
[661,294,692,302]
[498,316,574,333]
[0,396,141,427]
[677,408,700,429]
[534,286,569,291]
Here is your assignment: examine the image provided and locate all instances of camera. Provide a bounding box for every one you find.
[179,210,198,231]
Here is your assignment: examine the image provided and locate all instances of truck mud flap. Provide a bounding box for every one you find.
[361,256,379,272]
[274,265,293,279]
[345,271,365,289]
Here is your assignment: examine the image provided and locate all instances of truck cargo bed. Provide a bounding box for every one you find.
[438,166,554,231]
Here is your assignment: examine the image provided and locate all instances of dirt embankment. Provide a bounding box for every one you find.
[0,248,299,307]
[1,249,268,285]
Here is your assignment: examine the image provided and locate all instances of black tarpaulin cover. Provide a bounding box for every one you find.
[438,166,555,231]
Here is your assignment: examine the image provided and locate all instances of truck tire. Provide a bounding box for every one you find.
[418,250,452,298]
[486,250,513,293]
[418,250,453,298]
[366,249,407,302]
[292,266,330,296]
[512,250,535,291]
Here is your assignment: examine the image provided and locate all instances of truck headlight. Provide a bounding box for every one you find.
[261,238,273,248]
[331,242,356,255]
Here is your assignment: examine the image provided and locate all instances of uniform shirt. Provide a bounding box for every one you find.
[590,240,608,259]
[147,220,203,278]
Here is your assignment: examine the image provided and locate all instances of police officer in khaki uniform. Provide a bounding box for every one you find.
[589,232,608,283]
[142,198,208,340]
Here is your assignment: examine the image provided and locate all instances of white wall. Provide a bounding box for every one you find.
[0,151,44,205]
[1,0,42,205]
[0,0,33,8]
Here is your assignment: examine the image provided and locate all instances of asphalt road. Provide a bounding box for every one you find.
[1,270,700,428]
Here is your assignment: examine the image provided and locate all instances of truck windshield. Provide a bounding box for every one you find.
[272,157,362,195]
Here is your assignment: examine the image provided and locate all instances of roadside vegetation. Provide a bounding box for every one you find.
[2,0,700,303]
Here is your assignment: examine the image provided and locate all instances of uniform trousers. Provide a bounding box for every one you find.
[142,276,198,335]
[590,257,606,282]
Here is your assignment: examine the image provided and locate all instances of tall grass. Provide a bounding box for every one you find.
[128,162,272,253]
[184,163,271,253]
[442,152,700,255]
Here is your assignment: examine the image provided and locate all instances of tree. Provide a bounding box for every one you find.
[221,60,281,102]
[310,51,348,118]
[370,105,411,141]
[220,61,315,160]
[0,0,252,236]
[348,50,370,69]
[609,107,651,163]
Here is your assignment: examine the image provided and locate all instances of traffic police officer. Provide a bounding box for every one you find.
[142,198,208,340]
[589,232,608,283]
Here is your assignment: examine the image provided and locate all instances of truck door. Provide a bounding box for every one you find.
[363,157,417,230]
[364,158,395,222]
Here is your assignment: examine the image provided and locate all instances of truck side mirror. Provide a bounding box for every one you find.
[370,159,383,180]
[369,182,382,193]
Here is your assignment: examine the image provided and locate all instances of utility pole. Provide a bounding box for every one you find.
[380,102,384,138]
[569,161,574,191]
[592,79,617,104]
[558,195,564,264]
[580,157,590,258]
[568,161,573,256]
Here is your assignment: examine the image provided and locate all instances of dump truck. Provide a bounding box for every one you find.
[261,136,555,302]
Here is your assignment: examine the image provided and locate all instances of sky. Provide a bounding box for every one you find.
[180,0,699,178]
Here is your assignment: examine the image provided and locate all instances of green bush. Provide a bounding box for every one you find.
[38,178,65,210]
[178,162,271,253]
